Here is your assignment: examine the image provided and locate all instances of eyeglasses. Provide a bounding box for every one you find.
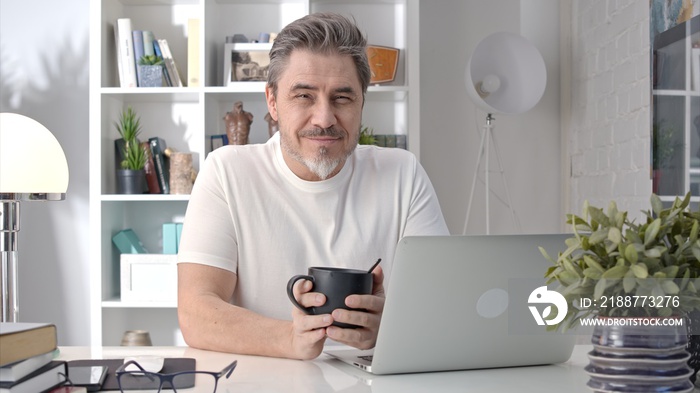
[115,359,237,393]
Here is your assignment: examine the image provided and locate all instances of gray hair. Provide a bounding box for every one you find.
[267,12,370,98]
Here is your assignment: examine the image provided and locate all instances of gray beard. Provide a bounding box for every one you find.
[281,126,357,180]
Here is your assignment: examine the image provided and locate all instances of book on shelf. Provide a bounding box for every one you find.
[187,18,201,87]
[157,39,183,87]
[142,30,155,58]
[0,351,55,383]
[132,29,145,86]
[163,223,178,254]
[141,141,161,194]
[114,18,137,88]
[152,40,173,87]
[0,323,57,367]
[112,229,148,254]
[0,361,67,393]
[149,137,171,194]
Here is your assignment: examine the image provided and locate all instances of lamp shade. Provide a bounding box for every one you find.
[465,32,547,115]
[0,113,69,198]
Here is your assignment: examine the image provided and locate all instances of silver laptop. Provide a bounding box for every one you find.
[324,234,577,375]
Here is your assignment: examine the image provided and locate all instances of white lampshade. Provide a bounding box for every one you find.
[0,113,69,199]
[465,32,547,114]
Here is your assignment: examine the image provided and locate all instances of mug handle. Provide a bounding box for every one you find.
[286,275,314,314]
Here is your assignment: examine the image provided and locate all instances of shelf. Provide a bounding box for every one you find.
[101,194,191,202]
[103,298,177,309]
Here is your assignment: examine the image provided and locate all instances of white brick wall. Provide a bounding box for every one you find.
[568,0,651,220]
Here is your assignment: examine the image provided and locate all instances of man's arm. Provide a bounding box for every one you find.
[177,262,331,360]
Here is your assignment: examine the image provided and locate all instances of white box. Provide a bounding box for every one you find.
[120,254,178,302]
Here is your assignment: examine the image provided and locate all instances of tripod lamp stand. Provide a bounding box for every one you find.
[0,113,69,322]
[462,32,547,235]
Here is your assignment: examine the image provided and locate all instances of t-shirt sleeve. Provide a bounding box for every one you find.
[403,156,450,237]
[177,151,239,273]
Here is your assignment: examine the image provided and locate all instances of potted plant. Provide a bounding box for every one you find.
[115,106,146,194]
[359,125,377,145]
[541,193,700,390]
[137,54,164,87]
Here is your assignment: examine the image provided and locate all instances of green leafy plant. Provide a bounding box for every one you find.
[541,193,700,330]
[138,54,164,66]
[114,106,146,170]
[359,125,377,145]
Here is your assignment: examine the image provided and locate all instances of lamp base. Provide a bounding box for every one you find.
[0,200,19,322]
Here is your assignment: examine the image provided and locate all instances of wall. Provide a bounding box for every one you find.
[565,0,652,220]
[420,0,563,235]
[0,0,91,345]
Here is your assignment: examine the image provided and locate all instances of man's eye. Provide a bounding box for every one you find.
[334,96,352,103]
[296,93,312,99]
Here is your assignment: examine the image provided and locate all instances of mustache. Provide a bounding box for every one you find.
[298,126,344,138]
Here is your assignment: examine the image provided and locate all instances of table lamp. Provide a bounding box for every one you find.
[0,112,69,322]
[462,32,546,234]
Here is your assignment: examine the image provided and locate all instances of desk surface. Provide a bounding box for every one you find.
[57,344,592,392]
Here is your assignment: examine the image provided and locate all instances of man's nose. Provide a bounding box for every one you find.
[311,100,337,130]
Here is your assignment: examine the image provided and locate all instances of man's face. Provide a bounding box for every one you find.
[265,49,363,181]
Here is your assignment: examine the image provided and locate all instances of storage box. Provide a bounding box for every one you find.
[120,254,178,302]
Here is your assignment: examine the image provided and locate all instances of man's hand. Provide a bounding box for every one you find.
[289,279,334,359]
[326,266,386,349]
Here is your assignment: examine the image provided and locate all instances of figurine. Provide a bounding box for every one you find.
[264,112,279,138]
[224,101,253,145]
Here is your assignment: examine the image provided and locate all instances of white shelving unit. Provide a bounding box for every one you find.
[652,14,699,202]
[89,0,420,346]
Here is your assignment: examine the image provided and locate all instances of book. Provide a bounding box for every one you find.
[149,137,170,194]
[142,30,155,58]
[187,18,200,87]
[141,141,161,194]
[132,30,145,86]
[0,361,67,393]
[157,39,183,87]
[0,351,54,383]
[115,18,137,88]
[163,223,178,254]
[152,40,173,87]
[0,323,57,367]
[112,229,148,254]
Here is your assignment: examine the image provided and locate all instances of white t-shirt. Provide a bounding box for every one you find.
[177,133,449,320]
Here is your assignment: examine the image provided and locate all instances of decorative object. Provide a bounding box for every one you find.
[137,54,164,87]
[169,152,194,194]
[223,101,253,145]
[586,322,693,393]
[462,31,546,235]
[264,112,279,138]
[121,330,153,346]
[366,45,399,84]
[120,254,177,302]
[0,113,69,322]
[115,107,146,194]
[222,42,272,86]
[540,193,700,391]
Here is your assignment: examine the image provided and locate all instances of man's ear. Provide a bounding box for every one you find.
[265,85,278,120]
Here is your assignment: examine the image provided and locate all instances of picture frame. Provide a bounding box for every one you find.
[120,254,178,302]
[209,134,228,152]
[222,43,273,86]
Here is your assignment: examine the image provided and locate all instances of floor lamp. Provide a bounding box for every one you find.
[462,32,547,235]
[0,113,69,322]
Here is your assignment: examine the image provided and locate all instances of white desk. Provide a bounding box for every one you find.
[58,344,592,392]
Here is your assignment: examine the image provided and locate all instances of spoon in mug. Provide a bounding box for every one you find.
[368,258,382,274]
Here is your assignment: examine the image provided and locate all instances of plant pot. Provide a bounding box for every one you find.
[138,65,163,87]
[585,317,693,392]
[116,169,146,194]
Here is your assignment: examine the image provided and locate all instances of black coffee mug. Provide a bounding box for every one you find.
[286,267,373,328]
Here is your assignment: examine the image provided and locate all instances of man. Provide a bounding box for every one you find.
[177,12,448,360]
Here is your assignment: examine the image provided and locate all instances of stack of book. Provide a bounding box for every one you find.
[114,18,185,87]
[0,322,67,393]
